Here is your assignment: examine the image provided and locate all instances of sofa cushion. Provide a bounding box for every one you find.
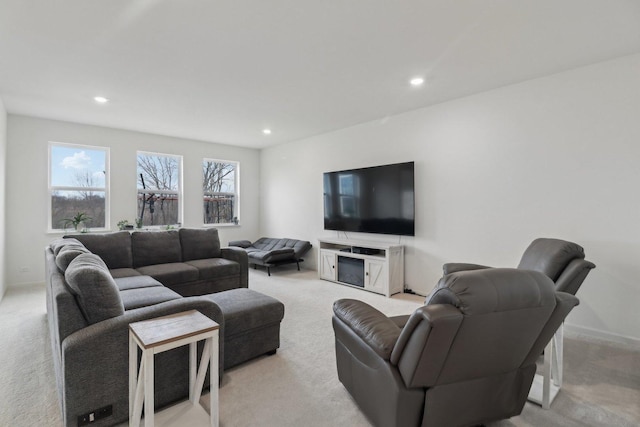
[185,258,240,280]
[119,286,182,310]
[132,230,182,268]
[136,262,199,287]
[207,288,285,337]
[64,253,125,324]
[109,268,142,279]
[67,231,133,269]
[55,245,91,272]
[179,228,222,261]
[114,275,164,291]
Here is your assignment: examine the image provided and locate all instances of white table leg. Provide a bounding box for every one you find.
[552,323,564,387]
[131,356,145,427]
[193,339,211,405]
[189,342,197,403]
[541,339,552,409]
[210,332,219,427]
[143,350,155,427]
[129,334,137,426]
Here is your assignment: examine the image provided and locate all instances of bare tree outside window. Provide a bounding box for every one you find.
[49,143,108,231]
[137,153,181,226]
[203,159,238,224]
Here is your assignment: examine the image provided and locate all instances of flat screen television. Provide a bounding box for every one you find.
[323,162,415,236]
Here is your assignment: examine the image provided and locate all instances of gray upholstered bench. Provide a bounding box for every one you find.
[207,288,285,369]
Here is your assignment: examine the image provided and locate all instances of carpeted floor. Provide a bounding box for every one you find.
[1,269,639,426]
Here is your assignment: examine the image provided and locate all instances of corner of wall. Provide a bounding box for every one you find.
[0,99,7,302]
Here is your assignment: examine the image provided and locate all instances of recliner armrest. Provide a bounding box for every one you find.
[333,299,401,360]
[442,262,491,275]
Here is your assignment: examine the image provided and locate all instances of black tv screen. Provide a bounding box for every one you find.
[323,162,415,236]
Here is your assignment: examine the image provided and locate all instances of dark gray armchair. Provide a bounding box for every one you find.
[333,268,579,427]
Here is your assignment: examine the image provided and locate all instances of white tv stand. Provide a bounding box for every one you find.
[318,238,404,297]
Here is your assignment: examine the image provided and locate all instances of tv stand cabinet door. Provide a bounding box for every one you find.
[319,250,337,281]
[364,259,387,295]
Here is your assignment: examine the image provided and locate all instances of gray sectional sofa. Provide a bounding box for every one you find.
[46,228,284,427]
[67,228,248,296]
[229,237,312,275]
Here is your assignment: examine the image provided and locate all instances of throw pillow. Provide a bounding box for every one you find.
[55,245,90,272]
[65,253,125,324]
[50,237,84,256]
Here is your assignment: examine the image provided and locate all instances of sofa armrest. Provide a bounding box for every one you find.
[62,297,225,370]
[442,262,491,275]
[221,247,249,287]
[60,297,225,426]
[289,240,312,259]
[333,299,401,360]
[228,240,252,249]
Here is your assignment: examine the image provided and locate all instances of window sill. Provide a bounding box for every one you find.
[47,228,111,235]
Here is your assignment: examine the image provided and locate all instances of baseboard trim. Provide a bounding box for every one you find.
[564,323,640,351]
[9,281,46,289]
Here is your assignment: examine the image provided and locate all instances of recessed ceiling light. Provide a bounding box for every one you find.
[263,129,272,135]
[94,96,109,103]
[409,77,425,87]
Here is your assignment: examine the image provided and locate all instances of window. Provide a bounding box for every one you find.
[137,152,182,227]
[338,173,359,218]
[203,159,239,225]
[49,142,109,231]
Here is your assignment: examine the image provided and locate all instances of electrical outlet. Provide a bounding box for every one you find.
[77,405,112,426]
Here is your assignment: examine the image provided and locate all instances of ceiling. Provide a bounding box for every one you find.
[1,1,640,149]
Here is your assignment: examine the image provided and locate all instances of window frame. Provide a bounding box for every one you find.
[202,158,240,226]
[136,151,183,228]
[48,141,110,233]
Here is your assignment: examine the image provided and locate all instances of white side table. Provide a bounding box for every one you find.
[528,323,564,409]
[129,310,220,427]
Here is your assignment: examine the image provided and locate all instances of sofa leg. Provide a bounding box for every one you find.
[267,267,271,276]
[296,260,300,271]
[266,349,277,356]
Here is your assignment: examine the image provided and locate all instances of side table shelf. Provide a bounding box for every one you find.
[129,310,220,427]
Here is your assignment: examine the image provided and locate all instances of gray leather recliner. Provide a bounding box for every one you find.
[332,268,579,427]
[442,237,595,295]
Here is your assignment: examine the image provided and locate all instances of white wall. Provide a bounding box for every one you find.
[6,115,261,286]
[0,98,6,302]
[260,53,640,344]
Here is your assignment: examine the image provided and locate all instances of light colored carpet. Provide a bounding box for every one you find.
[1,269,639,426]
